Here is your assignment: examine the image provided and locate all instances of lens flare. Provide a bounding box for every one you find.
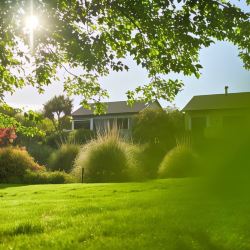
[25,15,39,31]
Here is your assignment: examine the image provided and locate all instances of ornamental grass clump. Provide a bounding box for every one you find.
[48,144,80,173]
[158,144,200,178]
[72,129,137,183]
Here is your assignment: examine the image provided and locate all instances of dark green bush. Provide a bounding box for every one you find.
[59,115,72,130]
[158,145,200,178]
[0,147,44,183]
[26,143,55,166]
[14,132,44,147]
[135,143,167,179]
[48,144,80,173]
[68,129,95,144]
[132,108,184,150]
[45,131,70,148]
[132,108,185,178]
[72,130,134,183]
[23,170,75,184]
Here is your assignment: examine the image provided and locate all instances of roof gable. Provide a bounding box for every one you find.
[72,101,160,116]
[183,92,250,111]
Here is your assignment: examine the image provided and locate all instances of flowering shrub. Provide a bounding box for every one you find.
[0,128,17,146]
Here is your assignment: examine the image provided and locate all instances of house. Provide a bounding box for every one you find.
[182,87,250,137]
[71,100,161,136]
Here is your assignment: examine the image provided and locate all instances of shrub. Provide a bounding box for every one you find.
[72,129,135,183]
[0,147,43,183]
[26,143,55,166]
[158,145,200,178]
[135,143,167,179]
[59,115,72,130]
[45,131,70,148]
[68,129,95,145]
[48,144,80,173]
[132,108,185,178]
[37,118,55,134]
[23,170,75,184]
[14,132,44,147]
[132,108,184,150]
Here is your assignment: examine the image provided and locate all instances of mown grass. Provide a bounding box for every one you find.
[0,179,250,250]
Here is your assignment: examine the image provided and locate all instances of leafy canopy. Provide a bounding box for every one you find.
[0,104,44,137]
[0,0,249,124]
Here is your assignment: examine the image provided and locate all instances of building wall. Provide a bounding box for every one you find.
[184,108,250,138]
[72,114,135,138]
[72,101,162,132]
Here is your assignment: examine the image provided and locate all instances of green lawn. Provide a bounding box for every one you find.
[0,179,249,250]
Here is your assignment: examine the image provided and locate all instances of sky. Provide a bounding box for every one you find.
[4,2,250,111]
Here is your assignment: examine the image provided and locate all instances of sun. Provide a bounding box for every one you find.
[25,15,39,31]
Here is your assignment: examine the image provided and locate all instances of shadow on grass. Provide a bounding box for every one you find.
[175,230,228,250]
[0,184,27,189]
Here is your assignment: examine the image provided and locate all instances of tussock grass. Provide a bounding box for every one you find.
[72,129,138,182]
[158,145,200,178]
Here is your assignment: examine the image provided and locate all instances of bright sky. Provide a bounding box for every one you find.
[4,2,250,111]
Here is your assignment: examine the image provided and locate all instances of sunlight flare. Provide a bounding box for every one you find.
[25,15,39,31]
[24,15,39,50]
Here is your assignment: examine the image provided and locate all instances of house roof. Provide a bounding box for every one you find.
[182,92,250,111]
[72,101,154,116]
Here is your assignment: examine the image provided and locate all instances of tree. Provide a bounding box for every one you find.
[0,0,250,126]
[0,103,44,137]
[132,108,185,178]
[133,108,184,148]
[43,95,73,131]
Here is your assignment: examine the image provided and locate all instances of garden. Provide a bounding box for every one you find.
[2,107,250,250]
[1,1,250,248]
[1,100,200,185]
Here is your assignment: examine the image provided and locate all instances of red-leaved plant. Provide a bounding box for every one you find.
[0,128,17,146]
